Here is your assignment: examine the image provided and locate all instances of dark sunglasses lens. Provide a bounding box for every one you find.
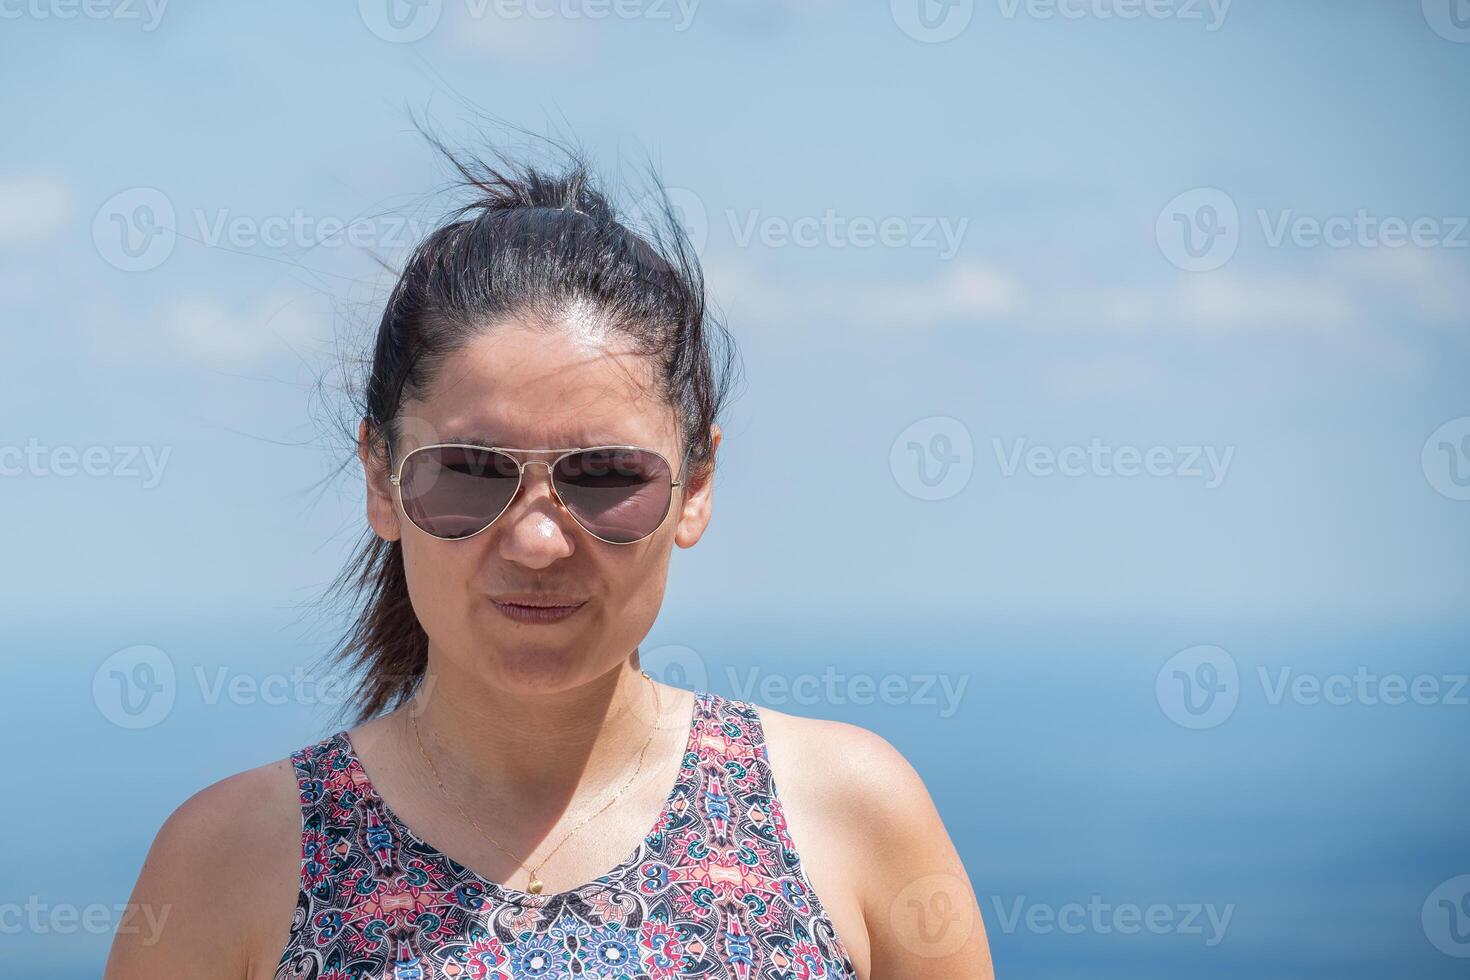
[553,448,673,543]
[399,446,519,539]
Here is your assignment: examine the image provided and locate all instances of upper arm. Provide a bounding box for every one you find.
[104,758,302,980]
[836,725,994,979]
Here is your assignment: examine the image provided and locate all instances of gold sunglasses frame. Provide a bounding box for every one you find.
[388,442,691,545]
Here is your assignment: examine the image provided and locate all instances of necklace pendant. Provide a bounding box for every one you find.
[527,876,543,895]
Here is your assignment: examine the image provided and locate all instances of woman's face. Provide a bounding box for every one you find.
[359,317,718,694]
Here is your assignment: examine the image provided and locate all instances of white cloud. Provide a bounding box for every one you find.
[157,290,334,368]
[1052,270,1359,332]
[706,245,1469,337]
[705,254,1022,331]
[1077,248,1469,333]
[0,174,73,246]
[1329,246,1470,321]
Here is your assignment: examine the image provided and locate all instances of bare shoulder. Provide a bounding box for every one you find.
[105,752,304,980]
[755,702,935,831]
[754,702,995,980]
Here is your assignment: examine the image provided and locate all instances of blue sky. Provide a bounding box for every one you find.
[3,0,1468,624]
[2,3,1468,977]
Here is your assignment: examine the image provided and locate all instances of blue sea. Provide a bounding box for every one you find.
[4,605,1465,978]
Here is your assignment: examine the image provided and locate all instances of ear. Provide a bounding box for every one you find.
[360,416,402,542]
[673,423,720,549]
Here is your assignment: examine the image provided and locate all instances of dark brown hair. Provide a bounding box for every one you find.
[319,129,740,725]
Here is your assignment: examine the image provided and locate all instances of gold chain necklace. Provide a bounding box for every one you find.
[409,670,662,895]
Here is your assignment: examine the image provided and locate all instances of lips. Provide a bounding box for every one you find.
[489,593,587,608]
[489,595,587,625]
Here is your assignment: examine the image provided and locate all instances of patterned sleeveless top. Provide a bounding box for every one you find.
[275,689,859,980]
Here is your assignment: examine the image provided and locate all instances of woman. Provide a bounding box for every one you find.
[105,141,993,980]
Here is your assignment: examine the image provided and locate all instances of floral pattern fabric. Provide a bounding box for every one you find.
[274,690,857,979]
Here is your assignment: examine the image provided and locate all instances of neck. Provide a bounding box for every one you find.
[399,650,670,812]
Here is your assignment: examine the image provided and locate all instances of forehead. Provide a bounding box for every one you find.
[398,320,674,451]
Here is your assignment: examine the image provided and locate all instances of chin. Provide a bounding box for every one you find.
[468,645,608,692]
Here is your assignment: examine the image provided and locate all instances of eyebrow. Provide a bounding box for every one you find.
[438,434,639,449]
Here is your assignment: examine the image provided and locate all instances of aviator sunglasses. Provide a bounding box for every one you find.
[387,441,691,545]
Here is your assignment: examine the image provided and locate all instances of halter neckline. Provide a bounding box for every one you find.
[333,687,702,907]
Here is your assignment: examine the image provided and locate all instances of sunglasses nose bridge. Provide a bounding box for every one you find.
[505,456,569,511]
[516,457,554,482]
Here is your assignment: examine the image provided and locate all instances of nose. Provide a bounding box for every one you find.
[494,459,578,568]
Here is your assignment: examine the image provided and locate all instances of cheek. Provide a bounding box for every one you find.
[400,537,480,632]
[609,541,673,618]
